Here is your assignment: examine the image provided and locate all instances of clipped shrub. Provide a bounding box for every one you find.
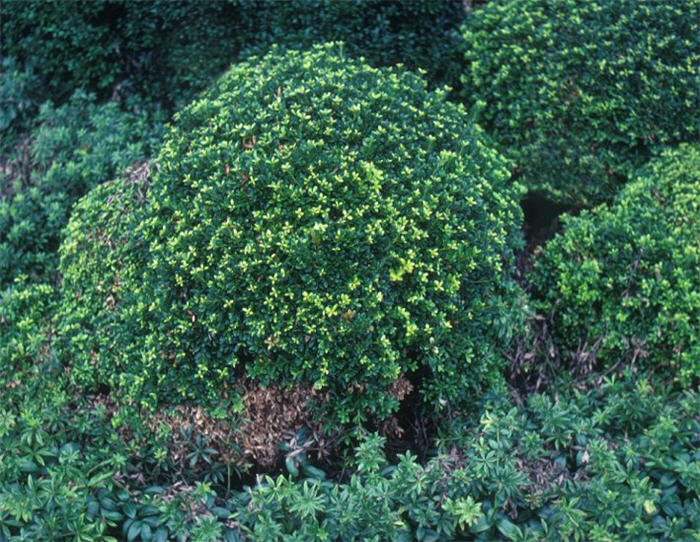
[0,91,162,289]
[461,0,699,206]
[532,145,699,385]
[59,44,524,424]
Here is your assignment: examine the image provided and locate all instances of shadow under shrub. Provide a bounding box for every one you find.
[460,0,699,206]
[531,144,699,386]
[58,43,525,426]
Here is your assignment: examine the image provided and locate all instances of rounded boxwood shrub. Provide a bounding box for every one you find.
[59,44,524,424]
[460,0,699,206]
[532,145,699,385]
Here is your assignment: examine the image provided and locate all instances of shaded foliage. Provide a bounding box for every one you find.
[461,0,699,206]
[532,145,699,386]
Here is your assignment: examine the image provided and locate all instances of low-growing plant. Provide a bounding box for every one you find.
[531,145,699,385]
[230,373,699,541]
[460,0,699,206]
[59,43,525,424]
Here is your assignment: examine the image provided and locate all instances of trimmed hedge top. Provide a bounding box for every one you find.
[59,44,524,424]
[461,0,699,206]
[532,144,699,385]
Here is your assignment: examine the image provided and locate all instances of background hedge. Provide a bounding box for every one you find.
[461,0,699,206]
[2,0,467,114]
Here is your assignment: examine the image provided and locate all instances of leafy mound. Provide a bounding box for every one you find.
[461,0,699,206]
[532,145,699,385]
[59,44,524,423]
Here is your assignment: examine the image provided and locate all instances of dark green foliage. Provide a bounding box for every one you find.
[461,0,699,206]
[119,0,469,108]
[2,3,697,539]
[2,0,467,111]
[0,0,117,102]
[532,145,699,385]
[247,0,467,92]
[0,91,162,289]
[0,58,39,141]
[230,374,700,540]
[0,282,56,373]
[59,44,524,423]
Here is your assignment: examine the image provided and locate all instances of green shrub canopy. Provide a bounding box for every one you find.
[532,144,699,385]
[59,44,524,423]
[461,0,699,206]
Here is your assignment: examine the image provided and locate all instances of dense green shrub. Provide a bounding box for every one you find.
[461,0,699,206]
[0,91,162,288]
[2,1,467,111]
[59,44,524,423]
[532,145,699,385]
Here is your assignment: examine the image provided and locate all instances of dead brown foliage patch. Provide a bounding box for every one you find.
[239,383,323,467]
[86,380,326,472]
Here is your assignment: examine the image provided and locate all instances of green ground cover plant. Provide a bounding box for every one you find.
[0,91,162,289]
[1,358,695,541]
[532,145,699,386]
[461,0,699,206]
[59,43,525,425]
[231,374,699,541]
